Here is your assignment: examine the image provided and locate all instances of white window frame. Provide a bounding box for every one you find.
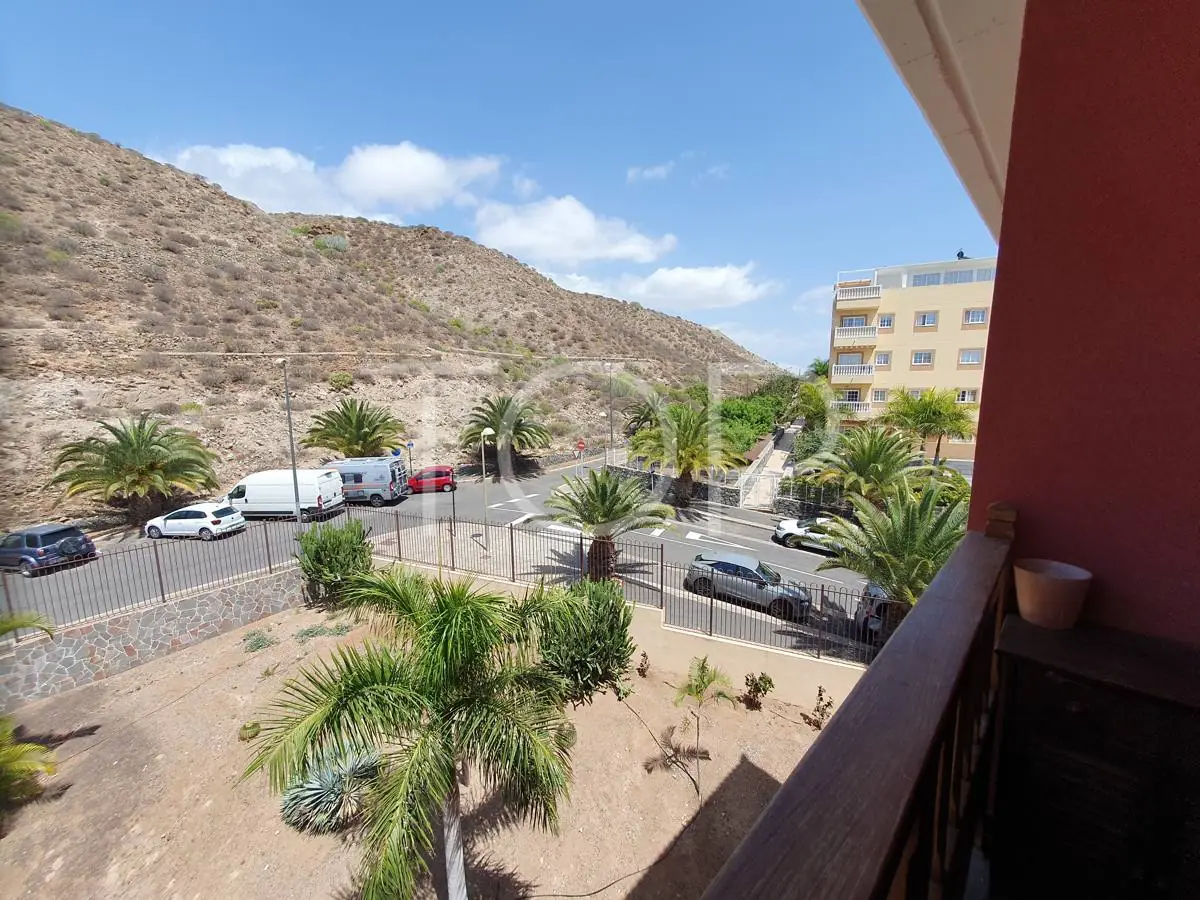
[911,351,934,366]
[958,348,983,365]
[877,313,894,329]
[956,389,979,403]
[911,272,942,287]
[975,267,996,281]
[963,308,988,325]
[840,315,867,327]
[874,351,891,366]
[945,269,975,285]
[915,311,938,328]
[872,389,888,403]
[908,389,923,399]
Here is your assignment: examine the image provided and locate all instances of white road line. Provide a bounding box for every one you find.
[509,513,536,526]
[488,493,541,509]
[684,530,751,550]
[547,523,582,535]
[649,528,664,537]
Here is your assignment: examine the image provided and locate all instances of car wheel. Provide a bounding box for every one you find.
[692,577,714,597]
[441,483,453,493]
[147,526,163,539]
[785,535,805,550]
[18,560,35,578]
[369,494,385,508]
[199,528,215,541]
[768,597,792,620]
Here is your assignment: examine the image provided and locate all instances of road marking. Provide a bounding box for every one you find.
[509,513,536,526]
[488,493,541,509]
[684,531,750,550]
[547,523,582,535]
[649,528,664,537]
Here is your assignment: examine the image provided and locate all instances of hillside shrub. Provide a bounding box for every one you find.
[328,371,354,392]
[540,580,635,707]
[314,234,348,253]
[295,519,373,606]
[280,748,380,834]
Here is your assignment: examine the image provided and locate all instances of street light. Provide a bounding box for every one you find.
[606,360,615,465]
[480,426,495,548]
[276,358,303,524]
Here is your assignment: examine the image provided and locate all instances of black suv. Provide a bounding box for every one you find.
[0,524,98,577]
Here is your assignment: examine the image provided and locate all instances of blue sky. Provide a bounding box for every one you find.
[2,0,995,371]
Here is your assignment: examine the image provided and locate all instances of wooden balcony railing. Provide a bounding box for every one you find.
[702,502,1017,900]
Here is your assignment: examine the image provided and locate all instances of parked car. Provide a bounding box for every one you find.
[144,502,246,541]
[326,456,410,507]
[0,524,97,577]
[407,465,457,493]
[773,516,838,553]
[223,469,345,520]
[683,551,813,621]
[854,582,892,642]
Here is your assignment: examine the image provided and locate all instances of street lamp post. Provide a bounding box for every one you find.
[480,426,495,549]
[606,360,615,465]
[276,358,303,525]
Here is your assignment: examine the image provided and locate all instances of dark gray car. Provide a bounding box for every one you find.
[683,551,812,621]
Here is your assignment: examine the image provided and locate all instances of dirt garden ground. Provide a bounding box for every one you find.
[0,604,820,900]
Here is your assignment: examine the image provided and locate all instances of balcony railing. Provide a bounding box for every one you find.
[833,325,879,344]
[831,364,874,380]
[835,284,882,302]
[833,400,875,417]
[702,503,1017,900]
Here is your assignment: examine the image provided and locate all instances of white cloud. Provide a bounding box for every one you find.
[170,141,499,218]
[475,196,677,266]
[701,163,731,180]
[548,263,778,311]
[512,174,540,200]
[626,161,675,183]
[709,319,828,372]
[793,283,834,310]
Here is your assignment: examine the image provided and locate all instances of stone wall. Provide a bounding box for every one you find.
[1,568,304,710]
[605,465,741,506]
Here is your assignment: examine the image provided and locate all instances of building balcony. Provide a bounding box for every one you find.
[833,400,877,418]
[830,363,874,383]
[833,325,879,346]
[835,284,882,309]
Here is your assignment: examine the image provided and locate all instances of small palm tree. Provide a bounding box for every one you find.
[1,716,57,828]
[788,380,842,432]
[817,488,968,606]
[0,612,54,641]
[802,426,929,504]
[542,469,674,579]
[47,413,218,518]
[628,403,744,506]
[804,358,830,380]
[674,656,736,797]
[459,395,551,474]
[621,394,668,437]
[879,388,977,464]
[302,398,404,458]
[245,571,579,900]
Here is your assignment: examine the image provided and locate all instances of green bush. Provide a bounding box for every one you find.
[447,317,464,330]
[328,371,354,392]
[314,234,348,252]
[295,519,373,605]
[281,748,380,834]
[255,298,279,310]
[242,630,277,652]
[741,672,775,710]
[540,580,635,707]
[409,299,430,313]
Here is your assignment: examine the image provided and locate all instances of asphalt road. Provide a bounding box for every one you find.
[6,459,872,660]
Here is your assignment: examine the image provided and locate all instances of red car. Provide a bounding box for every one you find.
[408,465,457,493]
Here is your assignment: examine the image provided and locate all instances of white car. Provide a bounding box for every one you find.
[145,502,247,541]
[773,516,837,553]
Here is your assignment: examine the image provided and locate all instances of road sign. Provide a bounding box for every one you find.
[406,440,414,449]
[576,439,586,451]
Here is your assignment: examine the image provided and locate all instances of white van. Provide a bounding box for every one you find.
[224,469,345,520]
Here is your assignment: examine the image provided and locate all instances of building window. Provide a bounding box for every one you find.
[908,389,923,399]
[911,272,942,287]
[915,311,938,328]
[874,351,891,366]
[877,313,894,328]
[975,267,996,281]
[963,308,988,325]
[912,351,934,366]
[840,390,861,402]
[840,315,866,327]
[959,348,983,365]
[957,389,979,403]
[872,389,888,403]
[836,352,863,365]
[945,269,975,284]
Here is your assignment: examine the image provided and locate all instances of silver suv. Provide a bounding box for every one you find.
[683,551,813,621]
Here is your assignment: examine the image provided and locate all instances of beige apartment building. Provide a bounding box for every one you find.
[827,256,996,460]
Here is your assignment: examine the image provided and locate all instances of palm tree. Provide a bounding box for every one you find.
[458,396,551,474]
[802,426,929,504]
[542,469,674,579]
[879,388,977,464]
[628,403,743,506]
[1,716,57,828]
[673,656,736,797]
[788,380,842,432]
[302,398,404,458]
[47,413,218,518]
[816,488,968,606]
[245,571,579,900]
[0,612,54,641]
[804,358,830,380]
[621,394,668,437]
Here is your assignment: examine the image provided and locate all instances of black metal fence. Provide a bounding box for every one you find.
[4,506,886,666]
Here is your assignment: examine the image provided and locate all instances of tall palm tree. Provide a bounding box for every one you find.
[542,469,674,579]
[804,358,830,381]
[0,612,54,641]
[246,571,579,900]
[302,398,404,458]
[621,394,668,437]
[458,396,551,474]
[47,413,218,518]
[816,488,968,606]
[628,403,744,506]
[802,426,929,504]
[879,388,978,464]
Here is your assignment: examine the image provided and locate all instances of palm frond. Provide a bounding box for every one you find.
[302,399,404,458]
[458,396,551,453]
[0,612,55,640]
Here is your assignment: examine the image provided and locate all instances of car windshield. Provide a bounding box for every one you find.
[39,528,82,545]
[756,562,782,584]
[213,507,236,517]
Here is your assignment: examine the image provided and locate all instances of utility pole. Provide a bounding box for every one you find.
[276,358,302,524]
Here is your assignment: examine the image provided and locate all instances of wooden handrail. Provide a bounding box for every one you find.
[701,503,1016,900]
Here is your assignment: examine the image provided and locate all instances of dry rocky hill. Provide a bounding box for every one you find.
[0,105,773,527]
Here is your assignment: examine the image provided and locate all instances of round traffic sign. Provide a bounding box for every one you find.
[406,440,414,449]
[576,439,586,451]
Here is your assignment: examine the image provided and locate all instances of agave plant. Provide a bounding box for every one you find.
[281,747,382,835]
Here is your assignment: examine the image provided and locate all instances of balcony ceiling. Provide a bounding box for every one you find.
[857,0,1026,239]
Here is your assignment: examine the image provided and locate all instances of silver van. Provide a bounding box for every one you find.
[326,456,410,507]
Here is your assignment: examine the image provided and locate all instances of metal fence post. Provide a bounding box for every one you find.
[509,524,516,582]
[659,544,665,609]
[817,585,827,658]
[577,534,585,581]
[263,524,273,574]
[151,541,168,603]
[394,510,403,561]
[707,593,715,636]
[447,519,456,571]
[1,571,13,621]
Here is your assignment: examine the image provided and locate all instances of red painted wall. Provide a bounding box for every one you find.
[970,0,1200,644]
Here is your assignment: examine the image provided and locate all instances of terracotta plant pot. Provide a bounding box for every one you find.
[1013,558,1092,629]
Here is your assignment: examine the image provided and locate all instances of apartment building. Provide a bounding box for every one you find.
[827,255,996,460]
